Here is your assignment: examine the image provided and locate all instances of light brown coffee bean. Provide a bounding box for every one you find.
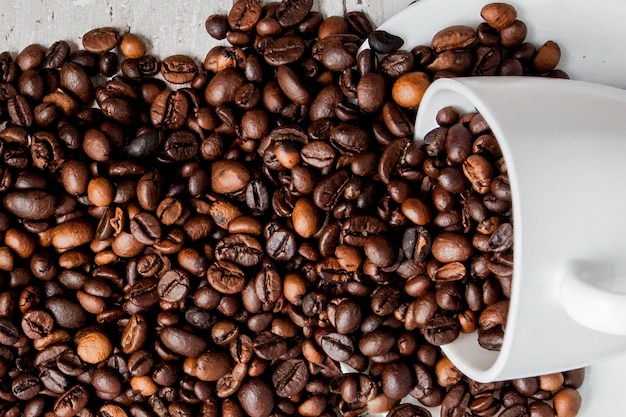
[481,3,518,29]
[51,220,94,253]
[119,33,147,58]
[292,198,321,238]
[431,25,476,52]
[211,160,251,195]
[552,388,582,417]
[77,331,112,364]
[87,177,114,207]
[392,72,430,108]
[82,27,120,53]
[533,40,561,74]
[431,232,473,263]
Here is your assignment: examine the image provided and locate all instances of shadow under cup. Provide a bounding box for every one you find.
[414,76,626,383]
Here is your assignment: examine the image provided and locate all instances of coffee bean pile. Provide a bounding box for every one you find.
[0,1,583,417]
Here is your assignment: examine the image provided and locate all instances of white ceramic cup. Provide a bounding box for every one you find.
[414,76,626,382]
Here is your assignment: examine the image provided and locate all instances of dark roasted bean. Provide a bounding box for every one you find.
[368,30,404,54]
[275,0,314,28]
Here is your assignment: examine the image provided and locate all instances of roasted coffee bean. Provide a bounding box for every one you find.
[76,331,113,364]
[45,41,70,68]
[163,130,199,161]
[238,377,275,417]
[500,19,528,48]
[205,68,245,106]
[330,123,370,155]
[481,2,517,29]
[422,314,460,346]
[473,45,501,75]
[60,63,94,104]
[130,212,162,245]
[0,318,19,346]
[251,268,281,304]
[266,228,297,261]
[264,37,306,66]
[392,71,432,110]
[563,368,585,389]
[252,331,287,360]
[276,64,310,106]
[379,50,413,79]
[121,314,148,354]
[320,39,355,72]
[126,129,162,158]
[357,49,377,75]
[441,382,470,417]
[368,30,404,54]
[345,11,374,37]
[17,44,46,70]
[432,25,477,52]
[309,85,342,120]
[275,0,314,28]
[301,140,336,169]
[126,277,159,309]
[382,361,413,400]
[313,169,351,211]
[387,403,431,417]
[150,90,189,130]
[54,385,89,417]
[157,269,190,302]
[12,373,41,400]
[206,261,247,294]
[160,327,207,358]
[206,14,229,40]
[191,350,230,382]
[118,33,146,59]
[18,70,44,103]
[333,299,361,334]
[45,297,86,329]
[21,310,54,339]
[100,97,136,125]
[363,235,396,268]
[161,55,198,84]
[228,0,262,32]
[320,332,354,362]
[4,190,57,220]
[317,16,348,40]
[40,366,70,394]
[428,49,474,73]
[272,358,308,398]
[358,329,395,357]
[7,95,33,126]
[212,160,251,195]
[82,27,120,53]
[445,123,473,163]
[431,232,473,263]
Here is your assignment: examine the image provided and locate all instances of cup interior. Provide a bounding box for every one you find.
[414,77,519,382]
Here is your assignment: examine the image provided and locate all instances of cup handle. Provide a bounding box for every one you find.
[560,261,626,335]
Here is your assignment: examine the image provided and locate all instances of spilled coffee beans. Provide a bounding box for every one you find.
[0,1,582,417]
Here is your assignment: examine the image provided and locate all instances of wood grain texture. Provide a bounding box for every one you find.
[0,0,413,60]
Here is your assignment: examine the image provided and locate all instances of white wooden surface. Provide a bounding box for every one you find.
[0,0,413,61]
